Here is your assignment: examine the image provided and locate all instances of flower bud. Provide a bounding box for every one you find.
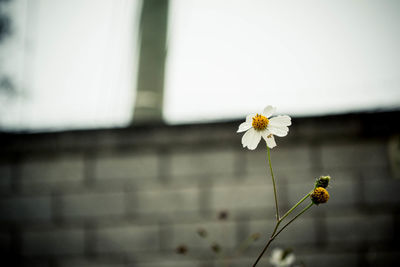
[310,187,330,205]
[315,175,331,189]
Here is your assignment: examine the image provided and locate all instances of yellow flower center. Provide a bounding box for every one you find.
[310,187,330,205]
[252,114,269,131]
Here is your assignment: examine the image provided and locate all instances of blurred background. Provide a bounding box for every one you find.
[0,0,400,266]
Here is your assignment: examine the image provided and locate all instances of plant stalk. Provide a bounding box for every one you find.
[267,146,279,221]
[252,202,314,267]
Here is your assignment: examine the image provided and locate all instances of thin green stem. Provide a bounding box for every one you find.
[280,191,313,221]
[267,146,279,221]
[272,202,314,239]
[252,237,274,267]
[227,190,311,267]
[253,146,315,267]
[252,211,282,267]
[253,202,315,267]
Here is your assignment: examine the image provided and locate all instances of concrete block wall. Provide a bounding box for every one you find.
[0,111,399,267]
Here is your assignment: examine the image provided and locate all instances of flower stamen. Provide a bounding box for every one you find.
[252,114,269,131]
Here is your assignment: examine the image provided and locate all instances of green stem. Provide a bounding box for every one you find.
[252,210,282,267]
[252,237,275,267]
[272,202,314,239]
[252,202,315,267]
[253,146,315,267]
[267,146,279,221]
[280,191,313,221]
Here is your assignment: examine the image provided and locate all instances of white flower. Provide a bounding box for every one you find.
[269,248,295,267]
[237,106,291,150]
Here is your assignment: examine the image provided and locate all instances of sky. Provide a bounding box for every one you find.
[1,0,399,131]
[0,0,139,130]
[164,0,400,123]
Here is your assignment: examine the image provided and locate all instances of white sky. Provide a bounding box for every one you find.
[0,0,139,130]
[164,0,400,123]
[0,0,399,130]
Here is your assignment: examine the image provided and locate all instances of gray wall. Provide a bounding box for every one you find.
[0,111,399,267]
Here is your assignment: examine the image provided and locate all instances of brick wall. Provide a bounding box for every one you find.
[0,111,399,267]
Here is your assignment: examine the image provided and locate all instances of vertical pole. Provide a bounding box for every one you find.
[132,0,169,124]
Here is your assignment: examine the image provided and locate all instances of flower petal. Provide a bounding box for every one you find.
[245,113,256,123]
[268,125,289,137]
[269,115,291,127]
[270,249,283,265]
[283,254,296,265]
[262,106,276,118]
[261,131,277,148]
[242,128,261,150]
[237,122,252,133]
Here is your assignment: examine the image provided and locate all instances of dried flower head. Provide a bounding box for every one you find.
[310,187,330,205]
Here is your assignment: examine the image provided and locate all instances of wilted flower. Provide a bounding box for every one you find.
[269,248,295,267]
[237,106,291,150]
[310,187,330,205]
